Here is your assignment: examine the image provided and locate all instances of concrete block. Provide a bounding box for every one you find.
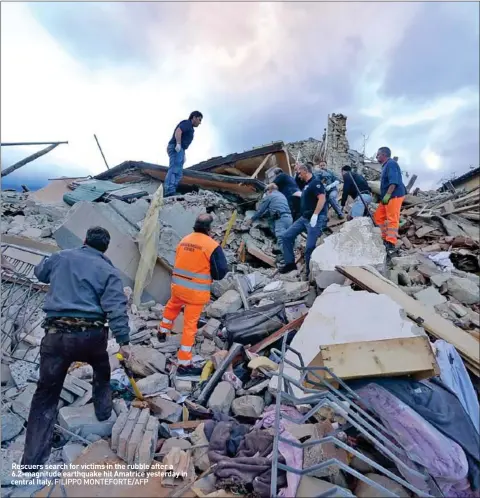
[62,443,85,464]
[391,255,421,270]
[53,201,171,305]
[58,404,116,439]
[296,476,353,497]
[430,273,451,287]
[159,437,191,457]
[1,412,24,442]
[11,383,37,420]
[136,373,169,396]
[1,448,24,486]
[205,290,242,318]
[202,318,222,339]
[149,397,182,423]
[135,416,159,467]
[231,395,265,418]
[113,398,128,416]
[413,287,447,307]
[117,407,141,460]
[126,408,150,464]
[446,276,480,305]
[313,270,346,289]
[208,381,235,414]
[311,218,386,282]
[174,379,192,394]
[355,473,410,497]
[129,345,166,376]
[111,411,129,452]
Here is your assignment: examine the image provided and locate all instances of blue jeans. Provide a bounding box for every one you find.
[165,145,186,196]
[274,214,293,250]
[327,188,343,217]
[282,214,327,276]
[351,194,372,217]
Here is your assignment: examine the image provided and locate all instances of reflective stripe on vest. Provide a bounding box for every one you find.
[180,345,192,352]
[172,276,211,292]
[173,268,211,281]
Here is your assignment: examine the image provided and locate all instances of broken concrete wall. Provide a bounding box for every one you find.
[325,113,351,175]
[53,201,171,305]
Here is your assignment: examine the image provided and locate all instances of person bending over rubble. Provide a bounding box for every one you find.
[280,162,328,277]
[158,213,228,377]
[341,165,372,219]
[245,183,293,261]
[318,161,344,220]
[272,167,301,220]
[373,147,406,254]
[164,110,203,197]
[21,226,131,471]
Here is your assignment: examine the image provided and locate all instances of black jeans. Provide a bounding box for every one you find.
[21,327,112,468]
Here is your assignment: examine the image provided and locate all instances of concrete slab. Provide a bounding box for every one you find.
[126,408,150,464]
[58,404,116,438]
[311,218,385,287]
[414,287,447,307]
[53,201,171,304]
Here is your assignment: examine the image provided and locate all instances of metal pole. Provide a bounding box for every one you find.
[1,141,68,147]
[94,134,110,170]
[348,171,376,226]
[1,143,60,177]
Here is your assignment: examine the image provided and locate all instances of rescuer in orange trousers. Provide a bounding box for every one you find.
[158,213,228,376]
[373,147,406,255]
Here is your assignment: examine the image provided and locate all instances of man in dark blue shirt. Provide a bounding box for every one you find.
[272,168,301,220]
[165,111,203,197]
[373,147,406,253]
[341,165,372,218]
[280,163,328,277]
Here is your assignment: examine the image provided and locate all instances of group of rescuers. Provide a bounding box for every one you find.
[19,111,406,472]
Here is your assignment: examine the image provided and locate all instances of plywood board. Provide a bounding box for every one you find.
[317,336,438,380]
[336,266,480,371]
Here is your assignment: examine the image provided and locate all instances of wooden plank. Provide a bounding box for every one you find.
[318,336,438,381]
[168,420,203,430]
[335,266,480,371]
[450,203,480,215]
[249,314,307,353]
[282,147,292,176]
[222,167,249,177]
[251,154,272,179]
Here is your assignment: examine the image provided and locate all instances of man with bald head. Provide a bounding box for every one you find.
[158,214,228,376]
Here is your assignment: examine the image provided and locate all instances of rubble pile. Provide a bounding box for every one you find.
[1,137,479,498]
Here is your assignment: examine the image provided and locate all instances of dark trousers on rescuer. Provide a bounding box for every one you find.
[21,324,112,468]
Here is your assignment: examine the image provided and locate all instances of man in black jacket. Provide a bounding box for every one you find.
[341,166,372,219]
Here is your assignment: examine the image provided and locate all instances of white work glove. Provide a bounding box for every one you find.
[310,214,318,228]
[175,143,182,153]
[325,180,339,192]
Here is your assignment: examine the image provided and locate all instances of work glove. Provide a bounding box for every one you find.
[381,193,391,205]
[119,345,131,360]
[175,143,182,153]
[310,214,318,228]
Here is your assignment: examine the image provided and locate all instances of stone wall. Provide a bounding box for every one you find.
[325,113,351,175]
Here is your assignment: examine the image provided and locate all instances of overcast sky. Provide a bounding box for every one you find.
[1,2,479,189]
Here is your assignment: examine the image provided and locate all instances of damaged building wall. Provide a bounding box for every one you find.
[325,113,351,175]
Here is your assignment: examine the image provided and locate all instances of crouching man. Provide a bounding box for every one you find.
[158,214,228,376]
[21,227,131,471]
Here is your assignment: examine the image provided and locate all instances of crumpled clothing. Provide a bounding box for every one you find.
[222,371,243,390]
[255,405,303,497]
[207,421,286,497]
[435,340,480,435]
[204,418,249,456]
[428,251,455,271]
[358,383,471,496]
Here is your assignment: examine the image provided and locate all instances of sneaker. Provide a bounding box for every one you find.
[384,242,398,255]
[279,263,297,274]
[177,365,203,377]
[157,332,168,342]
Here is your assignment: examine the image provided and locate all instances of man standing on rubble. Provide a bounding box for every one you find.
[158,213,228,376]
[280,163,327,277]
[373,147,406,253]
[318,161,344,219]
[21,227,131,471]
[341,165,372,219]
[164,111,203,197]
[272,167,301,220]
[246,183,293,259]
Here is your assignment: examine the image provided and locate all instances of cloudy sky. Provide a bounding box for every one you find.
[1,1,479,189]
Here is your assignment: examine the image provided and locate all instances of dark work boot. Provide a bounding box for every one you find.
[176,365,203,377]
[279,263,297,274]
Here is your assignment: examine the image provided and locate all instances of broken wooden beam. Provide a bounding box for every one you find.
[251,154,273,179]
[405,174,418,193]
[2,143,62,177]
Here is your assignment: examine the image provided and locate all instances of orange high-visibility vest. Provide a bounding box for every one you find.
[171,232,219,305]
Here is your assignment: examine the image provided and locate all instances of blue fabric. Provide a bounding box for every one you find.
[300,176,328,218]
[380,158,406,198]
[210,246,228,281]
[165,144,186,195]
[168,119,195,150]
[273,173,300,200]
[435,340,480,434]
[327,188,343,217]
[318,169,340,185]
[341,172,371,206]
[252,191,291,221]
[35,246,130,345]
[351,193,373,217]
[282,215,327,275]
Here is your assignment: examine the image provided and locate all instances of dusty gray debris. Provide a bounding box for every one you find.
[58,404,116,438]
[129,346,166,376]
[190,423,210,471]
[11,383,37,420]
[446,276,480,305]
[429,273,451,287]
[62,443,85,464]
[1,448,24,486]
[231,395,265,418]
[113,399,128,415]
[413,287,447,307]
[149,397,182,423]
[200,338,216,357]
[211,273,236,298]
[1,412,24,442]
[9,361,39,389]
[201,318,221,339]
[355,473,410,497]
[159,437,191,457]
[174,379,192,394]
[136,373,169,396]
[391,255,420,270]
[207,381,235,414]
[205,290,242,318]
